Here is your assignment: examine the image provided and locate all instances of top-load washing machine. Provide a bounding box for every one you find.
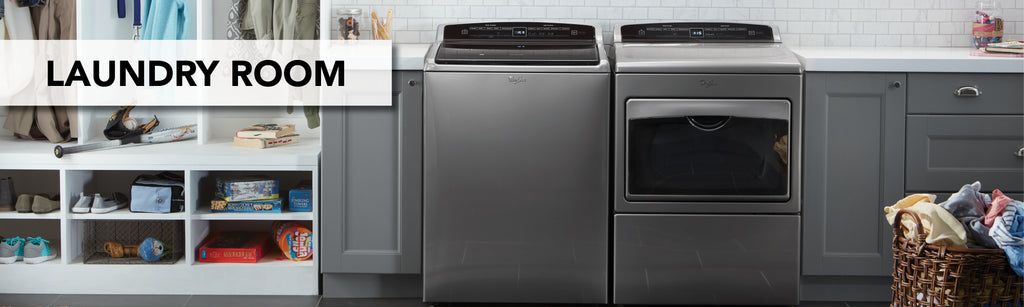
[423,22,609,304]
[612,22,804,305]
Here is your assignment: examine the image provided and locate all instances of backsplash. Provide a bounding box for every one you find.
[330,0,1023,46]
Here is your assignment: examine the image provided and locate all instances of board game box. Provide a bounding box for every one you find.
[216,176,279,201]
[210,199,282,213]
[198,232,271,263]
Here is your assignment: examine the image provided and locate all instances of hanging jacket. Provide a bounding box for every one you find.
[141,0,189,40]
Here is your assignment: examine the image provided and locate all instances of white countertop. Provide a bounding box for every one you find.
[394,44,431,71]
[393,44,1023,73]
[790,47,1023,73]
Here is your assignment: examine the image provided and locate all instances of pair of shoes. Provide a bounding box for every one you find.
[71,192,96,213]
[0,236,57,264]
[0,177,14,212]
[73,192,128,214]
[15,194,59,214]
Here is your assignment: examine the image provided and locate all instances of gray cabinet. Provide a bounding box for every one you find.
[906,115,1024,192]
[802,72,906,276]
[322,71,423,274]
[905,73,1024,194]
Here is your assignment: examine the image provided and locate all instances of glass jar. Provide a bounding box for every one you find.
[338,8,362,40]
[973,1,1003,48]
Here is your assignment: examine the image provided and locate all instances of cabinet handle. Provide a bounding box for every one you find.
[1016,147,1024,158]
[891,81,902,88]
[954,86,981,97]
[408,80,417,87]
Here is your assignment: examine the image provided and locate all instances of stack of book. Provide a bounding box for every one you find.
[972,40,1024,58]
[985,41,1023,54]
[233,124,299,149]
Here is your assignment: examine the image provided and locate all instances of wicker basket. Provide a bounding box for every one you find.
[890,209,1023,307]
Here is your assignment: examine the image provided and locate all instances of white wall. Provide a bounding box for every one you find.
[331,0,1023,46]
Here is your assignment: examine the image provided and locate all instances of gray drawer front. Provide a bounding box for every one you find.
[907,73,1023,115]
[906,115,1024,192]
[614,214,799,305]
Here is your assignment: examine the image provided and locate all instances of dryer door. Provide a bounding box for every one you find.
[625,99,791,202]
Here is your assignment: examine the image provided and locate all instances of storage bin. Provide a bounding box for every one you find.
[82,220,184,264]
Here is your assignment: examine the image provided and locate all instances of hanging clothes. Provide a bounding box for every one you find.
[241,0,319,40]
[29,0,75,40]
[2,0,35,40]
[228,0,256,40]
[2,0,77,143]
[141,0,189,40]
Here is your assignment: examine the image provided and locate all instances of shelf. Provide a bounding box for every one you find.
[68,208,187,220]
[0,211,61,219]
[1,255,316,295]
[192,208,314,220]
[0,256,62,266]
[67,255,187,266]
[0,136,321,170]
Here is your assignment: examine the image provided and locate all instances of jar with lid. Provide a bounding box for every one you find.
[338,8,362,40]
[973,1,1003,48]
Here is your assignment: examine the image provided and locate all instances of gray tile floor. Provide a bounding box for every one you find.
[0,295,888,307]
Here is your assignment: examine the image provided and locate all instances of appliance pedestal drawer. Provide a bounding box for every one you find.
[906,115,1024,192]
[613,214,799,305]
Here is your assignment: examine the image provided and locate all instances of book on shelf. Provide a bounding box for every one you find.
[235,124,296,139]
[233,134,300,149]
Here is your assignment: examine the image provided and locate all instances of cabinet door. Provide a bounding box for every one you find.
[906,115,1023,192]
[321,71,423,274]
[803,73,905,276]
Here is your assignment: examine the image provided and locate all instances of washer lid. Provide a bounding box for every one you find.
[435,22,600,66]
[425,22,611,73]
[612,22,803,74]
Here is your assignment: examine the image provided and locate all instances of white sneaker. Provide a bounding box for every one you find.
[71,192,94,213]
[91,192,128,214]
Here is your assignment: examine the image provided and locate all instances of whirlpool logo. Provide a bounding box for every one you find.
[508,75,526,85]
[699,79,717,88]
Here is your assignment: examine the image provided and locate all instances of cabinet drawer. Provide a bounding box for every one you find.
[906,115,1024,192]
[907,73,1023,115]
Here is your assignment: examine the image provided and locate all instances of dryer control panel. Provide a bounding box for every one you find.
[621,23,776,43]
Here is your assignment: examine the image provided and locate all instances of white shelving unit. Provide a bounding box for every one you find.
[0,0,326,296]
[0,140,320,295]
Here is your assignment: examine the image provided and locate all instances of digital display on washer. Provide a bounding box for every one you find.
[621,23,775,42]
[443,22,594,40]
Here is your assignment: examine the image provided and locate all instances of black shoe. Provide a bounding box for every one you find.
[0,177,14,212]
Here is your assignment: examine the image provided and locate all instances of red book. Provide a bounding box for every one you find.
[198,232,270,263]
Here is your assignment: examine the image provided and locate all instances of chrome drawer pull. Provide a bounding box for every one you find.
[1016,147,1024,158]
[954,86,981,97]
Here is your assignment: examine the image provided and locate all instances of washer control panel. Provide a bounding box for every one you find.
[621,23,775,43]
[444,22,595,40]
